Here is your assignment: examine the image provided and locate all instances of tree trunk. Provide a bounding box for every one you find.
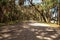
[0,7,4,22]
[58,3,60,26]
[29,0,47,22]
[19,0,24,5]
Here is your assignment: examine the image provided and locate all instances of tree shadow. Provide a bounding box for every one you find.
[0,23,60,40]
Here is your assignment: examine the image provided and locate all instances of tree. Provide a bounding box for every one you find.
[27,0,47,22]
[0,0,8,22]
[19,0,24,6]
[58,0,60,26]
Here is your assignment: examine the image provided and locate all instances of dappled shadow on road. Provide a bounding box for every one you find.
[0,23,60,40]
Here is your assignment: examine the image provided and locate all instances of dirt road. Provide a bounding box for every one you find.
[0,22,60,40]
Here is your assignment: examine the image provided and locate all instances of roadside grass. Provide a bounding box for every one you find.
[0,20,20,27]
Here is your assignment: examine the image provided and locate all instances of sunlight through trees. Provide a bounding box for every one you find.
[0,0,59,26]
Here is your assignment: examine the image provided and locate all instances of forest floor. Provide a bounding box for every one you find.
[0,21,60,40]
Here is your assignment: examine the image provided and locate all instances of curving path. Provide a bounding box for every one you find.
[0,22,60,40]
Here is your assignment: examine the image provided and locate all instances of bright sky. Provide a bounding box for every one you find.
[33,0,42,4]
[15,0,42,5]
[15,0,19,5]
[24,0,42,5]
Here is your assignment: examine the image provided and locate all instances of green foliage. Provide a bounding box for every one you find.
[0,0,8,6]
[0,0,59,25]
